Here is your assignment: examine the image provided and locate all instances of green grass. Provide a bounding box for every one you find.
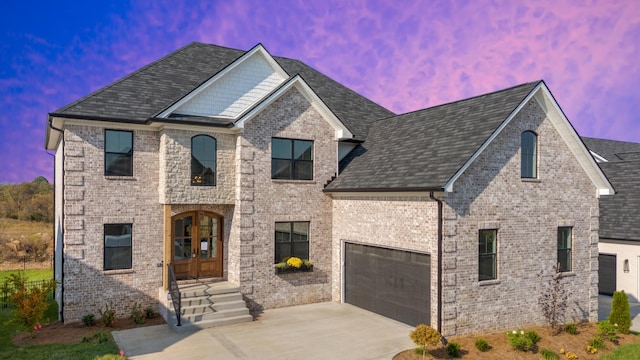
[0,301,120,360]
[597,343,640,360]
[0,269,53,283]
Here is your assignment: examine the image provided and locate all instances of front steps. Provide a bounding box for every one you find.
[167,280,253,333]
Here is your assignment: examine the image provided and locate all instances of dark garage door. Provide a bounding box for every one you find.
[599,254,616,295]
[345,243,430,326]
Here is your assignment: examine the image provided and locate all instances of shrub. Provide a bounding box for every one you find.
[446,342,461,358]
[474,338,490,352]
[145,306,156,319]
[540,348,560,360]
[506,329,540,352]
[598,320,619,342]
[538,265,568,333]
[99,302,117,327]
[130,302,145,325]
[5,273,56,337]
[609,290,632,334]
[588,336,605,350]
[82,313,96,326]
[409,324,441,358]
[81,331,109,344]
[564,323,577,335]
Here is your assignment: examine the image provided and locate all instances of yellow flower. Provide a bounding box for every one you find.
[286,257,303,269]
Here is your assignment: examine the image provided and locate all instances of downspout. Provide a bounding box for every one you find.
[429,191,443,334]
[48,118,64,322]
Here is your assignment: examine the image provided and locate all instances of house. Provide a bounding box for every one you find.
[44,42,614,336]
[582,137,640,301]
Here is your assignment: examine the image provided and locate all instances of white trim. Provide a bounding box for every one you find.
[156,44,288,119]
[444,82,615,197]
[328,191,444,198]
[235,75,353,140]
[590,150,608,163]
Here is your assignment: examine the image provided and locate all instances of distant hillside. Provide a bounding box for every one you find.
[0,176,53,223]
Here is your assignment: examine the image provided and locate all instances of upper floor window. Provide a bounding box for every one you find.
[271,138,313,180]
[521,131,537,178]
[105,130,133,176]
[557,227,572,272]
[104,223,132,270]
[479,229,497,281]
[191,135,216,186]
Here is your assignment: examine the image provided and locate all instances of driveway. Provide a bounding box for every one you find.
[113,302,414,360]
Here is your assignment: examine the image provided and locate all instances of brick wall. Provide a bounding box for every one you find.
[441,99,599,335]
[230,88,336,311]
[62,124,163,321]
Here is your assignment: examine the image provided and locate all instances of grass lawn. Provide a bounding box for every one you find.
[0,269,53,283]
[0,301,120,360]
[597,342,640,359]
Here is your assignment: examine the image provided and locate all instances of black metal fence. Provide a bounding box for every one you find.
[1,278,55,308]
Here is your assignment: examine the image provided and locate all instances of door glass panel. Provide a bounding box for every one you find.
[200,215,217,259]
[174,215,193,260]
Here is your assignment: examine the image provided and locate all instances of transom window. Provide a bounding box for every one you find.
[104,224,132,270]
[191,135,216,186]
[105,130,133,176]
[271,138,313,180]
[274,222,309,263]
[558,227,572,272]
[479,229,497,281]
[521,131,537,178]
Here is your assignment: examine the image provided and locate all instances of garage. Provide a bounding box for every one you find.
[599,254,617,295]
[344,243,430,326]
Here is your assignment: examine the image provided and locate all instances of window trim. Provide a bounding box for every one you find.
[104,223,133,271]
[274,221,310,263]
[191,135,217,186]
[521,130,538,179]
[271,137,314,180]
[479,229,498,281]
[104,129,134,177]
[557,227,573,272]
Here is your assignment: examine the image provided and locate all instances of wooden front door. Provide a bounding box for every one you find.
[172,211,223,280]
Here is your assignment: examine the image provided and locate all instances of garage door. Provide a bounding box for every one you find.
[345,243,430,326]
[599,254,616,295]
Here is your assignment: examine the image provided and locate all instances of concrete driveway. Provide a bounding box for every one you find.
[113,302,414,360]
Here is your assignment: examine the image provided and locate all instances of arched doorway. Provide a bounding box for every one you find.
[172,211,223,280]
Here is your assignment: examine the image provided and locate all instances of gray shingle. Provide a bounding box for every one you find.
[582,137,640,162]
[325,81,540,191]
[598,160,640,241]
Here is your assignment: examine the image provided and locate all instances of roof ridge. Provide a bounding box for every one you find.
[53,42,208,115]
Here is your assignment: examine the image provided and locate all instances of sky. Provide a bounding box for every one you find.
[0,0,639,183]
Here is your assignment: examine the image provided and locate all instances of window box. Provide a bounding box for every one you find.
[275,257,314,274]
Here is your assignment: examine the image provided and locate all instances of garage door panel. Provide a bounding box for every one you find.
[345,243,430,326]
[599,254,616,295]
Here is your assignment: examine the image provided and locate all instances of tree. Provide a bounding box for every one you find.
[538,265,568,334]
[410,324,441,359]
[609,290,632,334]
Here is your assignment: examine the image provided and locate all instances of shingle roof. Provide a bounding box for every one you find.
[597,160,640,241]
[50,42,393,140]
[582,137,640,162]
[325,81,540,191]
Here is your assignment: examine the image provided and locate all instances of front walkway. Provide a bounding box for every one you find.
[113,302,414,360]
[598,294,640,332]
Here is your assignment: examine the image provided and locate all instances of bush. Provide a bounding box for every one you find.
[506,329,540,352]
[130,302,145,325]
[5,273,56,337]
[99,303,116,327]
[598,320,619,342]
[409,324,441,357]
[564,323,577,335]
[446,342,461,358]
[538,265,568,333]
[588,336,605,350]
[540,348,560,360]
[145,306,156,319]
[82,313,96,326]
[474,338,490,352]
[609,290,632,334]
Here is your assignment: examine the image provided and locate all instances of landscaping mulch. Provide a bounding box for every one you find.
[394,322,640,359]
[12,315,166,346]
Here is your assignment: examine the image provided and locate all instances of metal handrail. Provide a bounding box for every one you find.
[167,263,181,326]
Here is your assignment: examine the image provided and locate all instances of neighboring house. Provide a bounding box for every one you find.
[582,137,640,301]
[45,42,614,336]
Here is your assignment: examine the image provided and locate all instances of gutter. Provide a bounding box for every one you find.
[429,191,443,334]
[48,118,64,322]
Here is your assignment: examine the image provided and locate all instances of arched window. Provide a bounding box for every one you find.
[191,135,216,186]
[521,131,537,178]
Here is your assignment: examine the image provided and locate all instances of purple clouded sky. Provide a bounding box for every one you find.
[1,0,638,183]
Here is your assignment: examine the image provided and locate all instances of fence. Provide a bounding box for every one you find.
[1,278,55,308]
[0,254,53,271]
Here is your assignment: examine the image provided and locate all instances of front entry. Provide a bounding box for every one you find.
[172,211,223,280]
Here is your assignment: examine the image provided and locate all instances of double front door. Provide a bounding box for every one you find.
[172,211,223,280]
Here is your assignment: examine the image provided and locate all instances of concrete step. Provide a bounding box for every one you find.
[181,299,248,315]
[175,282,241,298]
[181,306,250,322]
[169,314,253,333]
[178,292,243,307]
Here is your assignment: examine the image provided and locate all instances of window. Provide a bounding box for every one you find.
[191,135,216,186]
[105,130,133,176]
[479,229,497,281]
[521,131,537,178]
[274,222,309,263]
[104,224,132,270]
[271,138,313,180]
[558,227,572,272]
